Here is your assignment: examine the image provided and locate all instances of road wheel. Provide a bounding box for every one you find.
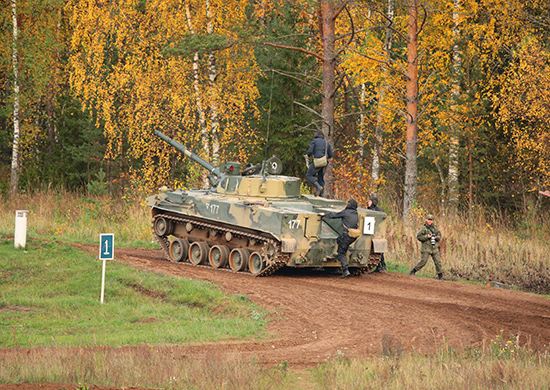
[248,252,265,275]
[169,238,189,262]
[209,245,230,268]
[229,248,249,272]
[153,217,173,236]
[189,242,209,265]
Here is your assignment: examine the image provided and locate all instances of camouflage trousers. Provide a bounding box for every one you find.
[413,250,443,274]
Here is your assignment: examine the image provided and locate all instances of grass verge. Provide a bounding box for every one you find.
[3,333,549,389]
[1,347,292,390]
[313,334,550,390]
[0,239,267,348]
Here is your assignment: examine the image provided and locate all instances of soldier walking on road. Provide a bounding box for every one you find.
[305,130,333,197]
[319,199,359,278]
[410,214,443,280]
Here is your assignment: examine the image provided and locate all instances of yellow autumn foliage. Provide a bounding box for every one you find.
[495,36,550,190]
[68,0,262,191]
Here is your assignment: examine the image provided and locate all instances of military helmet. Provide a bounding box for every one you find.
[369,196,379,207]
[347,199,358,210]
[426,214,434,220]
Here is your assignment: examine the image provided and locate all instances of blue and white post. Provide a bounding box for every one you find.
[99,233,114,304]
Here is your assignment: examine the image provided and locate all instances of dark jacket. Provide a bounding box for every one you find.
[325,201,358,235]
[417,222,441,253]
[368,197,383,212]
[306,137,334,160]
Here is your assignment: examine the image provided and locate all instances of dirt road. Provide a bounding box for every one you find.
[101,246,550,367]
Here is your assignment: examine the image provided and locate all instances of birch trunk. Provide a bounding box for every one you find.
[46,10,62,155]
[185,4,209,188]
[359,83,365,162]
[206,0,220,167]
[447,0,461,211]
[9,0,21,197]
[403,0,419,222]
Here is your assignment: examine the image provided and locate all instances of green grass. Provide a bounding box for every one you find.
[0,239,267,348]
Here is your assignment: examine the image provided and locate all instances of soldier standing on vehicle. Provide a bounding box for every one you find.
[305,130,333,197]
[368,197,387,273]
[319,199,359,278]
[410,214,443,280]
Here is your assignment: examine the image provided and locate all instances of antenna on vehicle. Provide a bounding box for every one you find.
[264,69,274,160]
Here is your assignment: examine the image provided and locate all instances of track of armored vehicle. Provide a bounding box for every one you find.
[152,209,289,277]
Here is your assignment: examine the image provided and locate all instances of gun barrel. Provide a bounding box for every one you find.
[154,131,222,179]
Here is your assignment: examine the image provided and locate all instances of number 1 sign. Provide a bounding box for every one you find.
[363,217,375,235]
[99,234,114,260]
[99,234,114,304]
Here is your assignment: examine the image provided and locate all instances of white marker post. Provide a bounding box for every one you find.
[14,210,29,249]
[99,234,114,304]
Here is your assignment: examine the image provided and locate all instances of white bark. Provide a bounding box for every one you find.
[359,83,365,161]
[448,0,461,210]
[403,0,419,223]
[185,4,210,188]
[206,0,220,167]
[185,6,207,146]
[10,0,21,196]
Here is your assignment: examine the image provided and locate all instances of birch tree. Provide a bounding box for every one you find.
[9,0,20,196]
[185,0,221,187]
[342,0,489,218]
[1,0,67,194]
[446,0,461,212]
[402,0,420,222]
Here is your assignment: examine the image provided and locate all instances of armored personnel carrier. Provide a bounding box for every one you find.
[146,131,387,276]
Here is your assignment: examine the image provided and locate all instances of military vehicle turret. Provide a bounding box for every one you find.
[146,131,387,276]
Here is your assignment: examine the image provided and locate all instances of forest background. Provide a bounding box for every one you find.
[1,0,550,223]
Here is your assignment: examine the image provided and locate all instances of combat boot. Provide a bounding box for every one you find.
[315,185,324,197]
[409,269,416,276]
[438,273,443,280]
[340,270,350,279]
[373,259,387,273]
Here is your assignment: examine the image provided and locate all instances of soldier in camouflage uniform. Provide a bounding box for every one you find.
[410,214,443,280]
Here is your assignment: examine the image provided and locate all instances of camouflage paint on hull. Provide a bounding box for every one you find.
[148,131,387,276]
[147,190,387,276]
